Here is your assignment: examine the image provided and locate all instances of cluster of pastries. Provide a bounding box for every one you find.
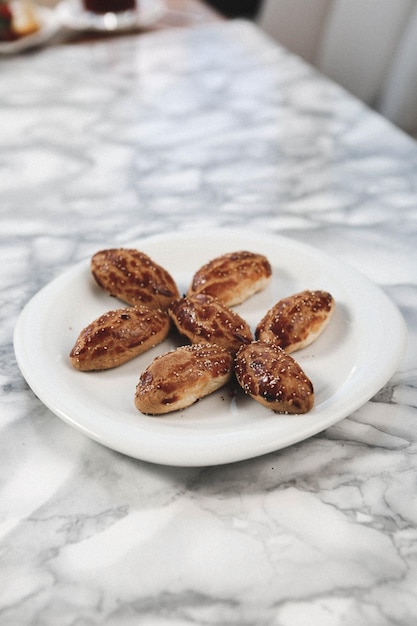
[69,248,335,416]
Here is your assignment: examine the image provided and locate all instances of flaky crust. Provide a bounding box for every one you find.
[169,294,253,355]
[135,343,233,415]
[187,250,272,306]
[69,305,170,371]
[91,248,179,310]
[255,290,335,353]
[234,341,314,414]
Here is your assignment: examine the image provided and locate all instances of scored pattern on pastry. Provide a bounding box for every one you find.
[169,293,253,355]
[70,306,170,371]
[187,250,272,307]
[255,290,335,353]
[91,248,179,310]
[234,341,314,414]
[134,343,233,415]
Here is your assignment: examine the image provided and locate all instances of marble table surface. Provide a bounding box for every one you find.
[1,18,417,626]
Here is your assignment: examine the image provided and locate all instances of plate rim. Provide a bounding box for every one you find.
[13,229,407,466]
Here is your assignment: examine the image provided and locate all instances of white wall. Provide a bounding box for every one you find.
[257,0,417,135]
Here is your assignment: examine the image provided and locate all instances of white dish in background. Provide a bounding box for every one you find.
[0,6,61,54]
[57,0,166,32]
[14,230,407,467]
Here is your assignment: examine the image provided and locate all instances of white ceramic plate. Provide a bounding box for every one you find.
[14,230,407,467]
[57,0,165,32]
[0,6,61,54]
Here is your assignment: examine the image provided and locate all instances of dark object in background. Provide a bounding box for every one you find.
[83,0,136,13]
[205,0,262,19]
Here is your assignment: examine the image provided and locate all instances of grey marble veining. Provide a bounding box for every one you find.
[1,19,417,626]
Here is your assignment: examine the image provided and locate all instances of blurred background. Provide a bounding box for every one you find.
[23,0,417,138]
[207,0,417,139]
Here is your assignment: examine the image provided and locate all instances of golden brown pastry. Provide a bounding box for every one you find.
[0,1,40,41]
[187,250,272,306]
[234,341,314,414]
[255,290,335,353]
[134,343,233,415]
[91,248,179,310]
[169,294,253,356]
[69,305,170,371]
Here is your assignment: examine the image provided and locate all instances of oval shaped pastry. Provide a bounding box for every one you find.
[187,250,272,307]
[91,248,180,310]
[234,341,314,414]
[135,343,233,415]
[69,305,170,371]
[255,290,335,353]
[169,294,253,356]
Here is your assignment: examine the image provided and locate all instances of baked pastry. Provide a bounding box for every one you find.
[135,343,233,415]
[255,290,334,352]
[187,250,272,306]
[69,305,170,371]
[169,294,253,355]
[234,341,314,414]
[0,0,39,41]
[91,248,179,310]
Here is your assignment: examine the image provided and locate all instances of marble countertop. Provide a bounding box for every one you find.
[1,19,417,626]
